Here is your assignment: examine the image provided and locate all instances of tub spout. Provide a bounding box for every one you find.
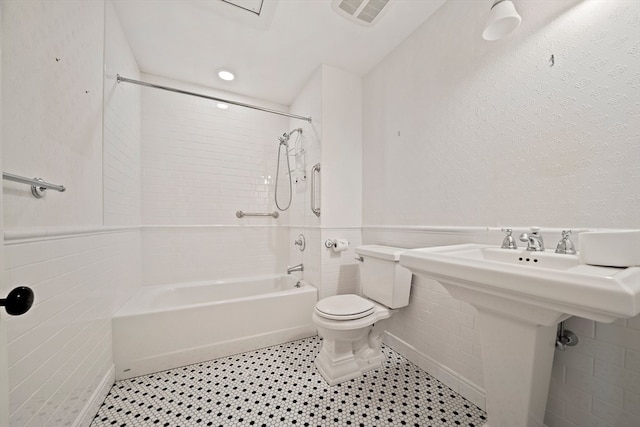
[287,263,304,274]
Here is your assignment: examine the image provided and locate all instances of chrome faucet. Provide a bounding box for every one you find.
[501,228,518,249]
[555,230,576,255]
[519,227,545,252]
[287,263,304,274]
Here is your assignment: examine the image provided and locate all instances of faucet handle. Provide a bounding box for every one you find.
[555,230,576,255]
[501,228,518,249]
[530,226,541,234]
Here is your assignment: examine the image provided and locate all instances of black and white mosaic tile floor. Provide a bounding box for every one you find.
[91,336,486,427]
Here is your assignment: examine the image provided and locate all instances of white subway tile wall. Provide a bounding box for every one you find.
[138,75,293,284]
[140,74,289,226]
[285,67,323,288]
[4,230,140,427]
[142,226,288,286]
[103,1,142,227]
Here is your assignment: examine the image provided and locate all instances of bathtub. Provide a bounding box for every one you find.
[112,274,317,380]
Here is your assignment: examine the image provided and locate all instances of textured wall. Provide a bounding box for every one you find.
[363,1,640,426]
[363,0,640,229]
[2,0,104,228]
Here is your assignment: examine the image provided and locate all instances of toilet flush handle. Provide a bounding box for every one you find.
[355,256,364,262]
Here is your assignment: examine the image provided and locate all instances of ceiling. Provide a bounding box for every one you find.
[112,0,448,106]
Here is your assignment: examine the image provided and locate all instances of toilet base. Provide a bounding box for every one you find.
[314,322,387,386]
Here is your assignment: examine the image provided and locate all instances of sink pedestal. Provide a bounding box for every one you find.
[445,284,567,427]
[399,243,640,427]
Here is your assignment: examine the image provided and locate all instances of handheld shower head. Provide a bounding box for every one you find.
[279,128,303,145]
[274,127,303,212]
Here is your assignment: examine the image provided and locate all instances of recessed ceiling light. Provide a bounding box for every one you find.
[218,69,235,81]
[216,103,229,110]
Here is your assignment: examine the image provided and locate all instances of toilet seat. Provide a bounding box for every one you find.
[315,295,375,321]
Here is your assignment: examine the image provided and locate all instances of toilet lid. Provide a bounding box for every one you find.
[315,295,375,321]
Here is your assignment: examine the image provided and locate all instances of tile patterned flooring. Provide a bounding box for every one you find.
[91,336,486,426]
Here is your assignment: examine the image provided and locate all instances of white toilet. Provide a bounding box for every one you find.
[312,245,412,385]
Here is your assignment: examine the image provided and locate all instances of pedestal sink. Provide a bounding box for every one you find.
[400,244,640,427]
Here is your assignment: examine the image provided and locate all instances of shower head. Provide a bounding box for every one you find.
[278,128,303,146]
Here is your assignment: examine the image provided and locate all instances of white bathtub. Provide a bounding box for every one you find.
[112,274,317,380]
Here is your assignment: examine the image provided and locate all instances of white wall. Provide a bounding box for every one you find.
[1,1,142,425]
[319,66,362,299]
[287,65,363,300]
[363,0,640,229]
[288,67,323,287]
[140,74,291,285]
[4,229,139,427]
[103,2,142,227]
[321,66,362,229]
[363,1,640,426]
[2,0,104,229]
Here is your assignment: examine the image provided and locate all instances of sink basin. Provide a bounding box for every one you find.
[400,244,640,323]
[400,244,640,427]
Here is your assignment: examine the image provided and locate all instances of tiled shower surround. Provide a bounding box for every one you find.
[91,337,487,427]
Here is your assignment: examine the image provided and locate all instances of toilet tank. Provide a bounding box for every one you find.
[355,245,412,309]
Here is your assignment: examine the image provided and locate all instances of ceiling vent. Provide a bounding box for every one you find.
[332,0,393,26]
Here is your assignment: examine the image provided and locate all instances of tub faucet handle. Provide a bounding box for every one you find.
[294,234,306,251]
[501,228,518,249]
[555,230,576,255]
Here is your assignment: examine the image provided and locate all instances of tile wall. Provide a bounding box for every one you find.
[139,74,291,285]
[4,230,140,427]
[140,74,289,226]
[103,1,142,227]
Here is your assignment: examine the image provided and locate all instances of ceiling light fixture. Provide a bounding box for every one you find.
[217,69,235,81]
[482,0,521,41]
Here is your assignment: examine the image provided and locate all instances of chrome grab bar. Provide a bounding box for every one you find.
[3,172,66,198]
[311,163,320,217]
[236,210,279,219]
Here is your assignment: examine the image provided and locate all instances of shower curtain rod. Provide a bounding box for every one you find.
[116,75,312,123]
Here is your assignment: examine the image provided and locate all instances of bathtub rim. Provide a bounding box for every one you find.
[114,273,315,317]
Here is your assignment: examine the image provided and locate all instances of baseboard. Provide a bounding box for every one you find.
[74,365,115,427]
[383,332,486,411]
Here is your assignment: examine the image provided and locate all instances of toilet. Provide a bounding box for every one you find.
[312,245,412,385]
